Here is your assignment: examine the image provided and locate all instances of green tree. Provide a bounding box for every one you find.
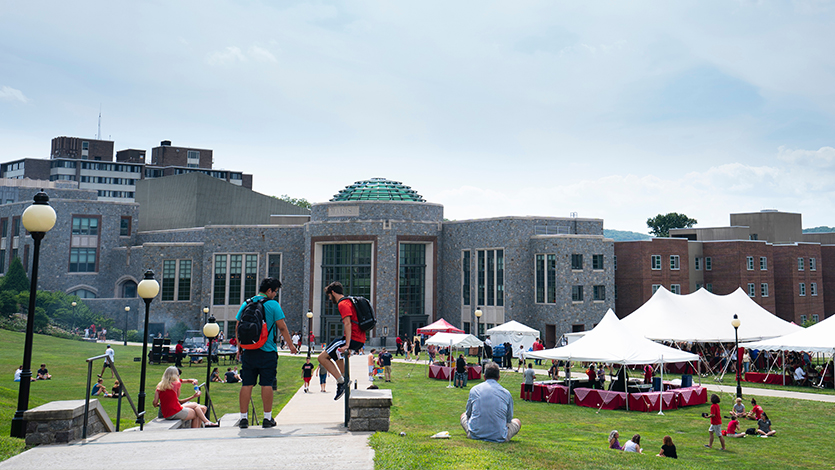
[1,257,30,294]
[0,290,19,318]
[274,194,312,209]
[646,213,698,237]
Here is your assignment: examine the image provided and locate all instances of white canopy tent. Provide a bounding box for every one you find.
[744,314,835,354]
[486,320,539,358]
[426,333,484,349]
[620,286,802,342]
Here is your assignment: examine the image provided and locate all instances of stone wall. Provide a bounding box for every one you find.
[347,389,392,432]
[23,399,115,445]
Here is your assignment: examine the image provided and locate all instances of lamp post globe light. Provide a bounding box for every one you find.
[474,308,483,339]
[306,310,314,352]
[136,270,160,431]
[71,301,77,332]
[124,306,130,346]
[203,314,220,411]
[11,191,56,438]
[732,314,742,399]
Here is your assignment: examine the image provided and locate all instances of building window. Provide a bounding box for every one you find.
[748,283,756,297]
[800,314,807,324]
[706,283,713,292]
[652,284,661,294]
[571,254,583,270]
[546,254,556,304]
[462,250,471,306]
[696,283,702,290]
[761,283,769,297]
[267,253,281,280]
[477,249,504,306]
[321,244,372,316]
[179,260,192,301]
[760,257,767,271]
[799,283,806,296]
[70,288,96,298]
[811,283,818,296]
[535,254,545,304]
[82,141,89,151]
[593,285,606,301]
[162,260,176,301]
[120,217,131,237]
[670,284,681,295]
[399,243,426,318]
[244,254,257,300]
[613,255,617,270]
[705,257,712,270]
[228,254,243,306]
[746,256,754,270]
[160,260,195,302]
[571,285,583,302]
[695,257,701,270]
[213,255,227,305]
[798,257,805,271]
[813,314,819,323]
[810,258,817,271]
[651,255,661,270]
[69,248,96,272]
[614,285,618,299]
[477,250,485,306]
[592,254,604,270]
[487,250,495,306]
[670,255,680,270]
[72,217,98,236]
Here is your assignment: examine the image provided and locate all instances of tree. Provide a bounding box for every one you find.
[1,257,30,294]
[647,213,697,237]
[274,194,312,209]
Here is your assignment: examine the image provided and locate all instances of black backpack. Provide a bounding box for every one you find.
[340,296,377,332]
[237,297,272,349]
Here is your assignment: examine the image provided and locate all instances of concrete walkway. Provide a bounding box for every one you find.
[0,351,376,470]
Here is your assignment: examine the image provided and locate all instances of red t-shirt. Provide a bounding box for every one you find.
[751,405,763,419]
[339,298,366,344]
[710,403,722,425]
[586,369,596,381]
[159,388,182,418]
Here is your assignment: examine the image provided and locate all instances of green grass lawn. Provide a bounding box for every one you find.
[0,329,305,462]
[369,362,835,470]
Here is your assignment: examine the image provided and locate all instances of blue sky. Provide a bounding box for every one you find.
[1,1,834,232]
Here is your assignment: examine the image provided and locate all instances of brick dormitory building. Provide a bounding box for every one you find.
[615,210,835,325]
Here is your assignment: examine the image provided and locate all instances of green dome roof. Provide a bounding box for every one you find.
[331,178,425,202]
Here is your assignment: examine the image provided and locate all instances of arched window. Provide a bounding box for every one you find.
[70,289,97,299]
[122,280,137,298]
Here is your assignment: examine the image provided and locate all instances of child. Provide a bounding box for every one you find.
[302,355,314,393]
[704,394,726,450]
[657,435,677,458]
[367,349,377,382]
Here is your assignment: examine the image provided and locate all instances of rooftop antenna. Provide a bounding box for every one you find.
[97,104,102,140]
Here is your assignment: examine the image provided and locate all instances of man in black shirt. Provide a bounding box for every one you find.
[225,368,240,383]
[379,348,393,382]
[455,354,468,388]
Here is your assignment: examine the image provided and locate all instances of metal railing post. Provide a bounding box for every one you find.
[344,353,350,427]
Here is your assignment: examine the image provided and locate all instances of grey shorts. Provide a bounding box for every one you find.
[166,408,190,420]
[708,424,722,434]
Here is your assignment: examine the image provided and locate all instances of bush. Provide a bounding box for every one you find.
[127,330,143,343]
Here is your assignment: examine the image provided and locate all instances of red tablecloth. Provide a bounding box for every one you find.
[429,365,481,380]
[664,362,697,374]
[744,372,790,385]
[573,388,626,410]
[520,383,569,404]
[627,391,678,412]
[674,386,707,407]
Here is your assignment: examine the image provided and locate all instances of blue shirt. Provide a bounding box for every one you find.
[236,294,285,353]
[465,379,514,443]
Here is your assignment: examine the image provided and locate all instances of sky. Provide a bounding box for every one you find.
[1,1,834,233]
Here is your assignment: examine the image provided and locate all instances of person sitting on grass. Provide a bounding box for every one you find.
[608,430,624,450]
[623,434,643,453]
[722,418,747,438]
[36,364,52,380]
[657,435,677,458]
[91,378,110,397]
[757,412,777,437]
[153,366,217,428]
[729,397,746,419]
[746,398,764,420]
[210,367,222,383]
[225,368,240,383]
[111,380,125,397]
[704,394,726,450]
[460,362,521,443]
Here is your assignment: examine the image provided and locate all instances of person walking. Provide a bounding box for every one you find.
[379,347,393,382]
[98,344,115,379]
[235,277,297,429]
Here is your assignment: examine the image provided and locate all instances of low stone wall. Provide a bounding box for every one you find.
[348,389,392,432]
[23,399,115,445]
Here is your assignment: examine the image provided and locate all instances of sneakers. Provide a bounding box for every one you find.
[238,418,248,429]
[262,418,276,429]
[335,382,346,401]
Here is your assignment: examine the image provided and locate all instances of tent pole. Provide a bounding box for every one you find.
[624,362,629,412]
[446,339,454,389]
[781,350,786,386]
[658,356,664,415]
[698,359,701,387]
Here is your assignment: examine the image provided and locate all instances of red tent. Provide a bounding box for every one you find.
[416,318,464,336]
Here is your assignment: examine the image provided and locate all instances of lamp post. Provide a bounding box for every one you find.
[203,314,220,412]
[732,314,742,399]
[202,306,209,326]
[306,310,313,353]
[71,301,77,333]
[123,306,130,346]
[474,308,483,339]
[136,270,160,431]
[11,191,56,438]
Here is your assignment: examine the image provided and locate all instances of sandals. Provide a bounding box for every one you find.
[204,422,220,428]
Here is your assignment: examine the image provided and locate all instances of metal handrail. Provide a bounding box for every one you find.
[84,353,144,438]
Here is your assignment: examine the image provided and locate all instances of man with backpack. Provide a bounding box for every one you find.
[235,277,297,429]
[317,281,367,401]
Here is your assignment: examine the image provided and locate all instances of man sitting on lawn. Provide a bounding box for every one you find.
[460,362,521,443]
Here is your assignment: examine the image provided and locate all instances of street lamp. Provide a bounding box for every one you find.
[11,190,56,438]
[203,314,220,413]
[124,306,130,346]
[732,314,742,399]
[136,270,160,431]
[71,301,77,333]
[474,308,483,339]
[306,310,314,352]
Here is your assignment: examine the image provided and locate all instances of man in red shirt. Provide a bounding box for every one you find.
[317,281,366,401]
[174,340,184,368]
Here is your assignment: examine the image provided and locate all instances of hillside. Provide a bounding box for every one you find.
[603,229,651,241]
[803,226,835,233]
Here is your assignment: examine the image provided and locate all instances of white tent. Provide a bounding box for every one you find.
[743,314,835,354]
[620,286,802,342]
[528,310,699,365]
[426,333,484,349]
[486,320,539,358]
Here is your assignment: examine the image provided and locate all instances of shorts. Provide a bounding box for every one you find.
[319,374,328,385]
[240,349,278,387]
[165,408,190,420]
[303,376,311,385]
[325,336,364,361]
[369,365,374,375]
[708,424,722,434]
[524,383,533,392]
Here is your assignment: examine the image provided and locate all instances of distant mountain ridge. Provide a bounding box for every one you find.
[803,226,835,233]
[604,229,651,241]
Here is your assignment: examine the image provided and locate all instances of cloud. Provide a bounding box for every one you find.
[206,46,247,66]
[0,86,29,104]
[249,45,277,63]
[777,146,835,169]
